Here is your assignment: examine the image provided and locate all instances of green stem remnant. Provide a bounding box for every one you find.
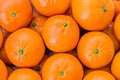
[63,23,68,27]
[12,12,16,17]
[35,66,41,72]
[103,6,107,12]
[94,49,99,54]
[31,23,37,28]
[19,49,24,55]
[59,71,64,76]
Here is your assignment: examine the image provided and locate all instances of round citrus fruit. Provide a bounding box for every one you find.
[8,68,42,80]
[0,0,32,32]
[32,0,71,16]
[42,53,84,80]
[72,0,114,30]
[5,28,45,67]
[83,70,115,80]
[77,31,115,69]
[42,15,80,52]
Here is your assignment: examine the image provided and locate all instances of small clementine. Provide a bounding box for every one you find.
[8,68,42,80]
[42,15,80,52]
[72,0,115,30]
[32,0,71,16]
[83,70,115,80]
[0,0,32,32]
[77,31,115,69]
[5,28,45,67]
[42,53,84,80]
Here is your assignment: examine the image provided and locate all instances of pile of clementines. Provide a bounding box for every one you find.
[0,0,120,80]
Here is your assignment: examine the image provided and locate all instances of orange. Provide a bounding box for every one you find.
[8,68,42,80]
[77,31,115,69]
[83,70,115,80]
[111,51,120,79]
[0,0,32,32]
[103,22,120,51]
[29,11,48,35]
[32,0,71,16]
[72,0,115,30]
[5,28,45,67]
[114,13,120,41]
[0,59,8,80]
[0,29,3,48]
[42,15,80,52]
[42,53,84,80]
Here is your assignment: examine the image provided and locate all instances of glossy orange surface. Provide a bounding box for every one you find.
[42,15,80,52]
[5,28,45,67]
[42,53,84,80]
[77,31,115,69]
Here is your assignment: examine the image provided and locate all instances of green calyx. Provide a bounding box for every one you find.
[12,12,16,17]
[31,23,37,28]
[19,49,24,55]
[59,71,64,76]
[94,49,99,54]
[63,23,68,27]
[35,67,41,72]
[103,6,107,12]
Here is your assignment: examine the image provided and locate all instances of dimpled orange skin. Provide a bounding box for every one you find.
[111,52,120,79]
[8,68,42,80]
[77,31,115,69]
[72,0,115,30]
[0,60,8,80]
[0,0,32,32]
[42,15,80,52]
[42,53,84,80]
[103,22,120,51]
[32,0,71,16]
[0,30,3,48]
[29,11,48,35]
[83,70,116,80]
[5,28,45,67]
[114,13,120,41]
